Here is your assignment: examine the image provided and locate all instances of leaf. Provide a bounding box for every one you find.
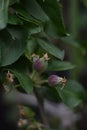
[44,20,60,39]
[0,27,27,66]
[14,5,41,25]
[0,0,9,30]
[26,23,42,35]
[36,0,66,36]
[20,0,48,22]
[8,14,23,25]
[13,5,42,34]
[12,70,33,93]
[57,80,86,108]
[48,60,75,71]
[39,86,61,102]
[37,38,64,60]
[9,0,20,5]
[7,56,32,73]
[61,35,85,54]
[25,37,38,59]
[6,56,33,93]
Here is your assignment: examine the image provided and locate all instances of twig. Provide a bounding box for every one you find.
[33,87,49,128]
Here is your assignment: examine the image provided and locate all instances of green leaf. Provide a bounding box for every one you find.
[48,60,75,71]
[8,14,23,25]
[37,39,64,60]
[26,23,42,35]
[36,0,66,36]
[6,56,33,93]
[0,27,27,66]
[9,0,20,5]
[7,56,32,73]
[0,0,9,30]
[12,70,33,93]
[61,35,85,54]
[14,5,41,25]
[20,0,48,22]
[57,80,86,108]
[39,86,61,102]
[25,37,38,59]
[44,20,60,39]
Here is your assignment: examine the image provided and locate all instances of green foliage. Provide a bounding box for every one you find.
[0,0,86,129]
[36,0,66,36]
[37,39,64,60]
[0,0,85,107]
[0,0,9,30]
[12,70,33,93]
[0,27,27,66]
[57,80,86,108]
[48,60,75,71]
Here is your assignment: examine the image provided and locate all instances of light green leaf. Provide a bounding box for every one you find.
[37,39,64,60]
[48,60,75,71]
[0,0,9,30]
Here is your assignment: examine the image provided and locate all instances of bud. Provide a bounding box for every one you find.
[6,71,14,83]
[18,119,28,127]
[48,75,64,86]
[32,53,49,73]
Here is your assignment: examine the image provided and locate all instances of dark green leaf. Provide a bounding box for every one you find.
[36,0,66,36]
[44,21,60,39]
[37,39,64,60]
[39,86,61,102]
[8,14,23,25]
[57,80,86,108]
[12,70,33,93]
[0,0,9,30]
[14,6,41,25]
[9,0,20,5]
[25,37,38,59]
[6,56,33,93]
[7,56,32,73]
[26,23,42,35]
[20,0,48,22]
[48,60,75,71]
[61,35,85,54]
[0,27,27,66]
